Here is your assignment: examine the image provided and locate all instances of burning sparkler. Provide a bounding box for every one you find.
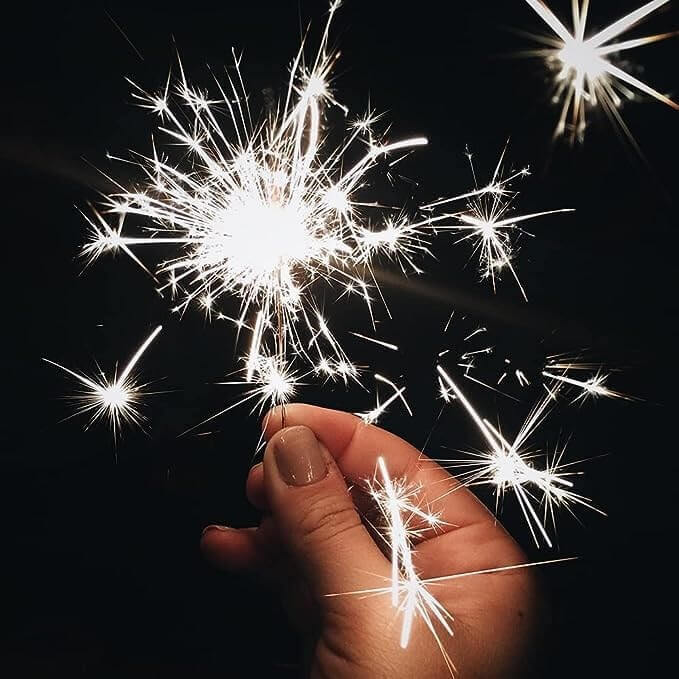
[43,325,163,440]
[424,146,573,299]
[83,1,429,414]
[522,0,678,145]
[437,365,602,547]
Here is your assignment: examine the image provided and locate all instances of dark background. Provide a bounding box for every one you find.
[2,1,677,676]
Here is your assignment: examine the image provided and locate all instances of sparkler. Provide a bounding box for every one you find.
[424,146,573,299]
[83,1,429,415]
[522,0,678,145]
[437,365,602,547]
[43,325,162,440]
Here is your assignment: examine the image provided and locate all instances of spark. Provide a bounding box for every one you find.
[543,369,631,403]
[357,374,412,425]
[437,311,521,401]
[350,332,399,352]
[424,146,572,299]
[43,325,162,440]
[437,365,602,547]
[522,0,678,145]
[84,2,428,415]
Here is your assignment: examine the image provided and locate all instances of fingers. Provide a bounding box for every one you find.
[200,517,277,572]
[260,404,494,533]
[262,425,390,599]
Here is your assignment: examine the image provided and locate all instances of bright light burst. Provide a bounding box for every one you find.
[437,365,603,547]
[522,0,678,144]
[424,146,573,299]
[84,1,428,413]
[43,325,163,440]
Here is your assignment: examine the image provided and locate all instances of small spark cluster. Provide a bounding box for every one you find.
[423,146,573,298]
[43,325,162,440]
[437,365,604,548]
[522,0,678,144]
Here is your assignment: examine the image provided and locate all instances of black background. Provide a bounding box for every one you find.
[2,1,677,676]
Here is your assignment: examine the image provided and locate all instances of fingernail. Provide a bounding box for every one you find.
[273,425,327,486]
[202,524,231,537]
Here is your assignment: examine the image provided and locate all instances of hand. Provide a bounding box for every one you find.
[201,404,542,678]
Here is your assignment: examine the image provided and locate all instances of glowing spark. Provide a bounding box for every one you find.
[543,369,632,403]
[350,332,399,352]
[84,2,428,415]
[425,146,572,299]
[522,0,678,145]
[43,325,162,440]
[357,374,412,425]
[437,365,602,547]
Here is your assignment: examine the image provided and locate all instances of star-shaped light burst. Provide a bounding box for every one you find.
[522,0,678,144]
[43,325,162,440]
[83,1,429,415]
[424,146,573,299]
[437,365,603,547]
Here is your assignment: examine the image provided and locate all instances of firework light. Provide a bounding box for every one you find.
[424,146,573,299]
[43,325,162,440]
[522,0,678,145]
[84,1,429,416]
[437,365,603,547]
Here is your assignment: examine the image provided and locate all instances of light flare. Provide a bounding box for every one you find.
[522,0,678,145]
[43,325,163,440]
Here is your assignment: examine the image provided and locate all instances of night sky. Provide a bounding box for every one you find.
[3,1,678,676]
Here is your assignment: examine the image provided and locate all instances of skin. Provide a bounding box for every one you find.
[201,404,543,678]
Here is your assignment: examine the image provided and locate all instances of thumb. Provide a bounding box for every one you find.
[263,425,389,600]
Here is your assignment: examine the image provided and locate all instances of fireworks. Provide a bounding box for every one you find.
[83,1,429,412]
[424,146,573,299]
[522,0,678,144]
[437,365,602,547]
[43,325,162,440]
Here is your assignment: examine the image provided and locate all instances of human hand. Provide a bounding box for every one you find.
[201,404,542,678]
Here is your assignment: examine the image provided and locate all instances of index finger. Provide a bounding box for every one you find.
[262,403,494,532]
